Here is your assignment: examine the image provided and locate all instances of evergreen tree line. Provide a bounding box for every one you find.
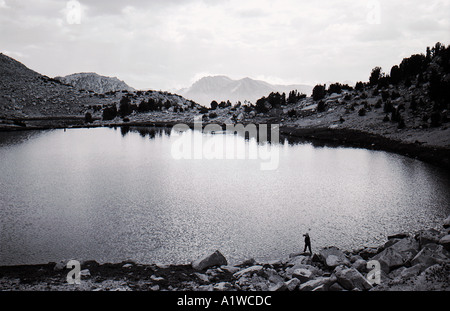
[102,96,189,120]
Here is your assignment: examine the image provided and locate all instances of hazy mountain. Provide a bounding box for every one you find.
[178,76,313,107]
[55,72,135,94]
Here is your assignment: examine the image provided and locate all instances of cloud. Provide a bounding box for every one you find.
[0,0,9,9]
[0,0,449,90]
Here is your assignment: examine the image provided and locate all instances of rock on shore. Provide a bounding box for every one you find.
[1,217,449,291]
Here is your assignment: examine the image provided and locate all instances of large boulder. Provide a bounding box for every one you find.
[263,269,284,284]
[358,247,380,260]
[372,237,420,273]
[372,264,450,291]
[387,232,409,240]
[389,237,420,256]
[53,260,68,271]
[286,255,311,267]
[298,277,333,291]
[319,247,350,268]
[285,264,323,279]
[443,215,450,229]
[352,259,368,273]
[233,265,263,279]
[292,268,314,283]
[191,250,227,271]
[372,247,405,273]
[416,228,443,247]
[411,244,450,269]
[439,235,450,251]
[268,282,287,292]
[220,265,240,274]
[285,278,300,291]
[400,264,424,278]
[334,266,372,291]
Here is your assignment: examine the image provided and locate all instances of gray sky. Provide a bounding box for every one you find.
[1,0,449,90]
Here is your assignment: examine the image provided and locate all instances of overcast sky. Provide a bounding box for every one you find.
[1,0,449,90]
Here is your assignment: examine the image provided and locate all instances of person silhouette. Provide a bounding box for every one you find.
[303,233,312,254]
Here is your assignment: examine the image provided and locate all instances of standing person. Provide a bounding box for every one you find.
[303,233,312,254]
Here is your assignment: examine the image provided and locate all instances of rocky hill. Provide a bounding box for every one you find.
[178,75,312,107]
[0,53,98,118]
[0,53,200,127]
[55,72,135,94]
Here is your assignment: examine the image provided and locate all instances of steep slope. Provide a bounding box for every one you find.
[0,53,96,118]
[55,72,135,94]
[179,76,312,107]
[0,53,193,122]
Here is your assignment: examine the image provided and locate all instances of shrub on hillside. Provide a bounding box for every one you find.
[317,100,326,112]
[84,112,93,123]
[312,84,326,101]
[102,105,118,121]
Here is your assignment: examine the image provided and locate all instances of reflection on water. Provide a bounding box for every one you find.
[0,126,449,266]
[119,126,172,139]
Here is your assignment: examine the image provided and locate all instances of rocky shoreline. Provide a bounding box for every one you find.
[1,216,449,291]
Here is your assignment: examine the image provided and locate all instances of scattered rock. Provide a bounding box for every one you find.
[373,237,420,273]
[443,216,450,229]
[320,247,350,268]
[292,268,314,283]
[268,282,287,291]
[416,228,442,247]
[220,265,240,274]
[213,282,232,291]
[298,277,332,291]
[358,247,380,260]
[400,264,423,278]
[285,264,322,279]
[390,237,420,256]
[192,250,227,271]
[233,265,263,279]
[387,233,409,240]
[150,275,164,282]
[239,258,256,266]
[384,238,400,249]
[352,259,367,273]
[285,278,300,291]
[264,259,282,268]
[53,261,67,271]
[287,255,311,267]
[373,264,450,291]
[155,263,170,269]
[329,282,345,291]
[263,269,284,284]
[194,273,210,283]
[438,235,450,251]
[372,247,406,273]
[411,244,450,269]
[350,255,363,263]
[2,217,450,291]
[334,266,372,291]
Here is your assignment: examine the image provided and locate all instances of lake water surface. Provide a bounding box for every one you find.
[0,127,449,265]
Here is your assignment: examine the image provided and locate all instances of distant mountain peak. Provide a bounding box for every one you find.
[178,75,312,106]
[55,72,135,94]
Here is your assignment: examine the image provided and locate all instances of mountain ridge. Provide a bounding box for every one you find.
[178,75,313,107]
[55,72,135,94]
